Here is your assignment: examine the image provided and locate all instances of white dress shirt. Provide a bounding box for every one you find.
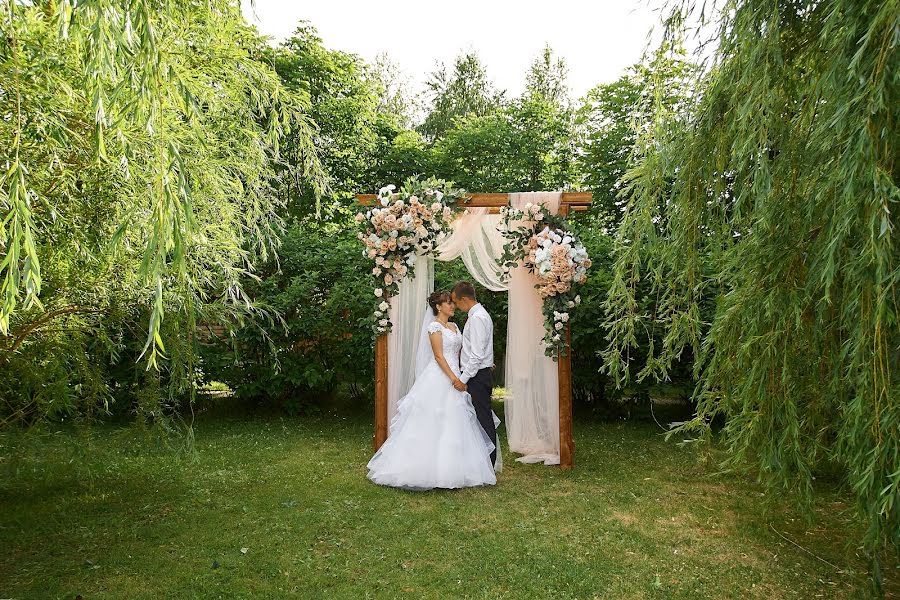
[459,303,494,384]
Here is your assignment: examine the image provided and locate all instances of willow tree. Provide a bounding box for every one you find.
[604,0,899,566]
[0,1,323,422]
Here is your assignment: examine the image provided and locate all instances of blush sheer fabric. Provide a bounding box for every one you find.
[385,195,562,467]
[503,193,561,465]
[387,255,433,427]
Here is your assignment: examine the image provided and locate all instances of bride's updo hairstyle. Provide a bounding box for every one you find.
[428,290,451,315]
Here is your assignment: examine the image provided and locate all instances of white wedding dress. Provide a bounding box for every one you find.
[367,321,497,490]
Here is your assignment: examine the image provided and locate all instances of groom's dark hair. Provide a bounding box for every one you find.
[451,281,476,300]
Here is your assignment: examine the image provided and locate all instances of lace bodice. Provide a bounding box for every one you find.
[427,321,462,374]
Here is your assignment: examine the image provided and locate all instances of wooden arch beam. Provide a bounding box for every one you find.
[356,192,591,214]
[361,191,591,470]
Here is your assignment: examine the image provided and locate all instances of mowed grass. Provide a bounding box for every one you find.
[0,403,894,599]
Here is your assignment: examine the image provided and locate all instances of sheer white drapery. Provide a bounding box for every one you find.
[503,193,561,465]
[436,208,507,291]
[387,255,433,428]
[385,195,561,466]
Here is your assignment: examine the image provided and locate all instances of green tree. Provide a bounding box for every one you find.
[270,25,427,216]
[419,51,505,141]
[577,44,695,224]
[604,0,900,567]
[432,46,577,192]
[508,45,578,191]
[368,52,421,130]
[526,44,571,107]
[0,1,322,423]
[432,113,526,191]
[269,23,379,214]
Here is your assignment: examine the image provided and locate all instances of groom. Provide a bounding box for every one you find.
[451,281,497,466]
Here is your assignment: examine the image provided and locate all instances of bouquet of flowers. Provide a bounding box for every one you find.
[356,177,465,333]
[499,202,591,358]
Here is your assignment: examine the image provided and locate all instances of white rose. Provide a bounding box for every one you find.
[560,313,569,323]
[390,230,398,238]
[567,300,575,308]
[554,322,563,331]
[379,301,389,311]
[375,289,383,297]
[575,295,581,304]
[374,310,382,317]
[381,198,389,207]
[379,319,389,326]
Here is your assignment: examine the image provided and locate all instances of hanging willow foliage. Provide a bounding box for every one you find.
[604,0,899,563]
[0,0,324,370]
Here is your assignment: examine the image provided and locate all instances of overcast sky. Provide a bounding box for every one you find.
[240,1,670,101]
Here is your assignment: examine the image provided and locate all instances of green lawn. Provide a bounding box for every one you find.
[0,405,892,599]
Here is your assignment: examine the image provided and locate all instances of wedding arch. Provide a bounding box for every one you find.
[357,188,591,470]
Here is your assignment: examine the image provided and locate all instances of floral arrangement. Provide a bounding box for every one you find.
[356,177,465,333]
[499,202,591,358]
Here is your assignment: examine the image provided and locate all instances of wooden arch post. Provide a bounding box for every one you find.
[359,192,591,470]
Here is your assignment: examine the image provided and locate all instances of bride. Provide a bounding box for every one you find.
[367,290,498,490]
